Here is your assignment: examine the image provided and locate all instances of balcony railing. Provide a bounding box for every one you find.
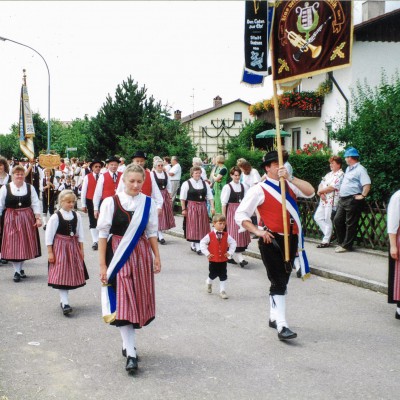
[257,106,322,124]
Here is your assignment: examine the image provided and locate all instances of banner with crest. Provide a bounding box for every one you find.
[19,70,35,160]
[271,0,353,83]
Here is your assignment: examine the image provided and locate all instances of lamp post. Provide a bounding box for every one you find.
[0,35,51,154]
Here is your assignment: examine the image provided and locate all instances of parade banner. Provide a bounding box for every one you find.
[244,0,270,77]
[19,70,35,160]
[271,0,353,83]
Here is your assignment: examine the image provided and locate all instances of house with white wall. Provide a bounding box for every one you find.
[256,1,400,154]
[176,96,254,159]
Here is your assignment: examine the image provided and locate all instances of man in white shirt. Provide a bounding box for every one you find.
[169,156,182,206]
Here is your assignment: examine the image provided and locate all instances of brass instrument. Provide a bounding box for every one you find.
[285,30,322,61]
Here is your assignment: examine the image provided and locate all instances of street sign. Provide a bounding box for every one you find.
[66,147,77,151]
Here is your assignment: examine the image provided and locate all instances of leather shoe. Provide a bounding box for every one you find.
[62,304,73,315]
[92,242,98,250]
[125,356,138,372]
[20,270,27,278]
[278,326,297,340]
[239,261,247,268]
[13,272,21,282]
[227,259,237,265]
[197,250,202,255]
[0,259,8,264]
[190,246,196,252]
[269,319,277,329]
[122,348,140,362]
[159,239,166,245]
[396,311,400,320]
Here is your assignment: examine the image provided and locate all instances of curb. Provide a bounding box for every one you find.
[165,229,388,295]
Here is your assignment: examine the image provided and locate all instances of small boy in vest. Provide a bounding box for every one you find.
[200,214,236,299]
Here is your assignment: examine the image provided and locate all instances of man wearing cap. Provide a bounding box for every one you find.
[235,151,314,340]
[81,160,104,250]
[93,156,122,221]
[116,151,163,213]
[333,147,371,253]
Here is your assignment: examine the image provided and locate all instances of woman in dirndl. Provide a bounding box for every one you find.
[153,158,175,244]
[221,166,251,268]
[387,189,400,320]
[46,190,88,316]
[98,164,161,374]
[0,165,42,282]
[180,166,214,254]
[0,157,11,264]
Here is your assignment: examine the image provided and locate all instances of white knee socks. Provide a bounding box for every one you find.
[13,261,23,274]
[273,295,288,332]
[58,289,69,306]
[269,295,277,323]
[90,228,99,244]
[158,231,164,240]
[119,325,137,358]
[219,280,227,293]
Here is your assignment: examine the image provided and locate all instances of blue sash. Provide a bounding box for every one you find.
[102,196,151,323]
[263,179,310,280]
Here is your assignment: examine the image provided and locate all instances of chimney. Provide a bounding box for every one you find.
[362,0,385,22]
[213,95,222,108]
[174,110,182,120]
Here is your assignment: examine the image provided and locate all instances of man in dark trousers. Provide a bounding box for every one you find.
[235,151,314,340]
[333,147,371,253]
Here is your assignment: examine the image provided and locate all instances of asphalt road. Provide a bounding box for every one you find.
[0,212,399,400]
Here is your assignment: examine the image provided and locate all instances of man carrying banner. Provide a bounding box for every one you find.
[235,151,314,340]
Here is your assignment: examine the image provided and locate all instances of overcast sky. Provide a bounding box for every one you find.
[0,1,394,135]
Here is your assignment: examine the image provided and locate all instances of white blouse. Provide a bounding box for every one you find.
[387,190,400,234]
[45,209,85,245]
[96,192,158,239]
[180,178,213,201]
[220,182,247,206]
[0,182,41,215]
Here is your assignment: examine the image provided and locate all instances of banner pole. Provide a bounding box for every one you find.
[270,4,290,262]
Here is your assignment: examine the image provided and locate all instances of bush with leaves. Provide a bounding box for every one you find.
[331,72,400,202]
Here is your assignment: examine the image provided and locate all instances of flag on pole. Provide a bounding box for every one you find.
[19,70,35,160]
[271,0,353,83]
[242,0,274,86]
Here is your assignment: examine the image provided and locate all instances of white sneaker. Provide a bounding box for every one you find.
[207,284,212,294]
[335,246,348,253]
[220,291,228,299]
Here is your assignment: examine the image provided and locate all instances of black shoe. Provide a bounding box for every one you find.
[240,261,247,268]
[20,270,27,278]
[43,225,46,231]
[227,259,237,265]
[92,242,98,251]
[160,239,166,245]
[125,356,138,372]
[190,247,196,252]
[269,319,277,329]
[197,250,202,255]
[122,348,140,362]
[13,272,21,282]
[278,326,297,340]
[62,304,73,315]
[396,311,400,320]
[0,259,8,264]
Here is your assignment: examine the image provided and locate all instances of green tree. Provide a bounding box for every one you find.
[331,73,400,202]
[87,76,163,159]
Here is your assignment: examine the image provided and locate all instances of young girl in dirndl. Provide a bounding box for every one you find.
[221,166,251,267]
[46,190,88,315]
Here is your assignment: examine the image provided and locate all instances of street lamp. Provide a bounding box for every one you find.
[0,35,51,154]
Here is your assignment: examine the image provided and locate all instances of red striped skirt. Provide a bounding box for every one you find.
[112,234,155,328]
[48,234,88,289]
[1,207,41,261]
[185,201,210,241]
[158,189,176,231]
[227,202,251,249]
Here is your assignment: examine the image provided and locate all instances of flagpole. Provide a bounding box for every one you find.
[0,36,51,154]
[269,13,290,263]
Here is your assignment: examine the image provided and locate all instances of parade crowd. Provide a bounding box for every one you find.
[0,147,399,375]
